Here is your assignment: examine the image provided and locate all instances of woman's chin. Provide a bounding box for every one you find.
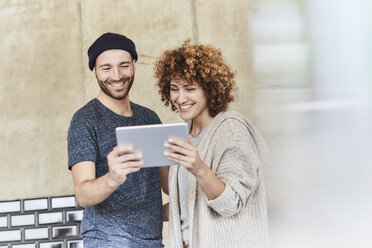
[179,116,190,121]
[178,113,192,121]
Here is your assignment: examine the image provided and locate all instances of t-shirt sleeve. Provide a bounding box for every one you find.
[67,113,98,170]
[153,112,162,125]
[148,110,162,125]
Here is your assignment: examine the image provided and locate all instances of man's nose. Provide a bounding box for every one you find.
[112,67,122,81]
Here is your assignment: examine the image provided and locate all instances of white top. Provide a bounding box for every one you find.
[178,125,209,244]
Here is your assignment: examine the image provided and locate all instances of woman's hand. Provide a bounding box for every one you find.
[164,136,207,177]
[164,135,226,200]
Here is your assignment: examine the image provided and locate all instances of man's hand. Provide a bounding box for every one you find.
[107,145,144,186]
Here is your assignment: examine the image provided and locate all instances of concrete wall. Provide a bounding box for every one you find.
[0,0,84,199]
[0,0,256,200]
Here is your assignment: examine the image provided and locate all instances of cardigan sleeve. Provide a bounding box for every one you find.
[206,118,262,217]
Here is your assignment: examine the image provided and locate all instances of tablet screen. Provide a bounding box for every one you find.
[115,123,188,167]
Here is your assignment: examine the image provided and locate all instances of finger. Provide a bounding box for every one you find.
[164,142,192,156]
[188,135,192,144]
[164,154,181,164]
[122,166,141,175]
[116,152,143,164]
[108,145,134,161]
[111,163,142,178]
[165,155,190,169]
[115,145,134,156]
[115,159,144,170]
[109,156,143,172]
[167,138,191,149]
[164,150,192,164]
[123,160,144,168]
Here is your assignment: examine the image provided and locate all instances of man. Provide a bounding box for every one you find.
[68,33,164,248]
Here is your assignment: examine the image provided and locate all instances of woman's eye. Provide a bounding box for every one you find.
[170,88,178,91]
[186,88,195,91]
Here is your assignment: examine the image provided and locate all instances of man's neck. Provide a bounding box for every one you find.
[96,92,133,117]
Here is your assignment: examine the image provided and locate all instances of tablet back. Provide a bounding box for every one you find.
[115,123,188,167]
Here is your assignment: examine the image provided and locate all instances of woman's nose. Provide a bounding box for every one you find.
[177,90,187,103]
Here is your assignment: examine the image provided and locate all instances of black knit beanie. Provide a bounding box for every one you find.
[87,32,138,71]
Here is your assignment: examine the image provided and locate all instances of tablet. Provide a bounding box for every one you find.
[115,123,188,168]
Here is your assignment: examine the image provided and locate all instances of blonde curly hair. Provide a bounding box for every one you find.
[154,40,236,117]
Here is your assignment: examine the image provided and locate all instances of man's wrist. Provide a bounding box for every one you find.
[106,173,123,188]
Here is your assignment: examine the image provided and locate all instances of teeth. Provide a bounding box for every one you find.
[111,82,124,87]
[180,105,192,109]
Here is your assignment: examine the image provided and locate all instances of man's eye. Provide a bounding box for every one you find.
[120,65,129,68]
[102,68,110,71]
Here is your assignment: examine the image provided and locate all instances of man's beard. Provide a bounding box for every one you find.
[96,74,135,100]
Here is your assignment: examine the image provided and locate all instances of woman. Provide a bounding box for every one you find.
[154,40,269,248]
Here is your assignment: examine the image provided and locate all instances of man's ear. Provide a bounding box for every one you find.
[132,59,137,73]
[93,66,97,75]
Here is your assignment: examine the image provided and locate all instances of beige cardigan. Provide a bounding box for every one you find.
[168,110,270,248]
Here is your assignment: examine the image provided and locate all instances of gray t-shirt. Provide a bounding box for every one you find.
[68,98,163,248]
[178,125,209,244]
